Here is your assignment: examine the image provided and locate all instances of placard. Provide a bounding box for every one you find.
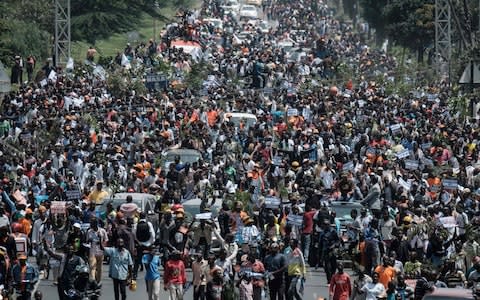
[65,189,81,201]
[343,161,354,171]
[287,214,303,226]
[442,179,458,190]
[272,156,282,166]
[398,178,411,191]
[12,190,27,205]
[430,185,441,192]
[50,201,67,214]
[396,149,410,159]
[390,124,401,134]
[287,108,298,116]
[195,212,212,220]
[264,197,281,209]
[404,160,419,170]
[439,216,457,228]
[422,158,434,167]
[421,143,432,151]
[263,87,273,95]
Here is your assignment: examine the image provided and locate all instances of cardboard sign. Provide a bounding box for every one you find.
[287,214,303,226]
[65,189,81,201]
[404,160,419,170]
[422,158,434,167]
[442,179,458,190]
[264,197,281,209]
[51,201,67,214]
[287,108,298,116]
[396,149,410,159]
[430,185,441,192]
[12,190,27,205]
[195,212,212,220]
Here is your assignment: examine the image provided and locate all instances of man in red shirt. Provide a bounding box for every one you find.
[164,250,187,300]
[329,263,351,300]
[302,205,316,263]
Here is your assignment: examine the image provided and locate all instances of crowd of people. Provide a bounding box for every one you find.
[1,0,480,299]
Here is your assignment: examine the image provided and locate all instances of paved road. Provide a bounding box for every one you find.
[35,265,335,299]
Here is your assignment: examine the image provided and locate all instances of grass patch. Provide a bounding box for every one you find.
[71,6,176,62]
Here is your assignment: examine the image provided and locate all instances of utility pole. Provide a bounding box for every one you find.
[435,0,452,82]
[54,0,71,67]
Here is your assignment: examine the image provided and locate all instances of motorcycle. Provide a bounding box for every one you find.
[64,265,102,300]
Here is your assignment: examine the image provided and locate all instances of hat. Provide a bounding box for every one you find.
[291,161,300,170]
[17,252,27,260]
[271,242,279,249]
[73,223,81,229]
[463,188,471,194]
[243,217,254,225]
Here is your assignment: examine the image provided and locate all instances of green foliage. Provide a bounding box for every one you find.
[383,0,434,62]
[0,20,50,67]
[107,66,147,98]
[359,0,389,44]
[184,62,211,91]
[448,95,470,123]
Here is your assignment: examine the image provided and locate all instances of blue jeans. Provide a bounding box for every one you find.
[287,276,303,300]
[301,234,311,262]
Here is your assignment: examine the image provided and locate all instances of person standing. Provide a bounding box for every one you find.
[286,239,306,300]
[133,212,155,279]
[192,252,208,300]
[104,238,134,300]
[374,256,396,289]
[302,205,316,263]
[319,219,340,284]
[164,250,187,300]
[360,272,385,300]
[10,55,23,84]
[11,252,38,300]
[329,263,351,300]
[142,246,162,300]
[87,218,109,283]
[264,242,287,300]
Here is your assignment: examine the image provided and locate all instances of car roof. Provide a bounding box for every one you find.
[182,198,222,207]
[225,112,257,119]
[424,288,474,299]
[164,148,202,156]
[110,193,156,201]
[330,201,363,207]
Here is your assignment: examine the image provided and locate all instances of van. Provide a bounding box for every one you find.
[224,112,257,128]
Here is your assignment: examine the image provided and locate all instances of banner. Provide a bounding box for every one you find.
[65,189,81,201]
[442,179,458,190]
[404,160,419,170]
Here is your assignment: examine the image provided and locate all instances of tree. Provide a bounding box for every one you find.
[383,0,434,63]
[71,0,172,44]
[359,0,389,46]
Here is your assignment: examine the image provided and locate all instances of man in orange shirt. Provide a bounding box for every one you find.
[374,256,396,289]
[207,107,218,127]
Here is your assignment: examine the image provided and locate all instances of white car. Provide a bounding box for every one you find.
[246,0,262,6]
[222,0,240,12]
[203,18,223,31]
[239,5,258,20]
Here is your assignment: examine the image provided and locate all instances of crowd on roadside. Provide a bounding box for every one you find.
[2,0,480,299]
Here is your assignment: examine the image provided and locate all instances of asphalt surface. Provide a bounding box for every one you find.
[35,265,335,300]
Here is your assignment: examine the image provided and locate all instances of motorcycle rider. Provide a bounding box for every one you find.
[11,252,38,300]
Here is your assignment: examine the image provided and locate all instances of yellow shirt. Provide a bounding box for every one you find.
[88,189,109,204]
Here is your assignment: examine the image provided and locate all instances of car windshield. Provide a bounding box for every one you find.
[164,151,201,164]
[242,6,255,10]
[98,198,142,212]
[331,204,361,219]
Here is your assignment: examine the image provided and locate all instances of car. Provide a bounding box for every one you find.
[162,148,203,168]
[257,20,271,34]
[246,0,262,6]
[239,5,258,20]
[422,288,475,300]
[203,18,223,31]
[97,192,159,228]
[329,201,364,238]
[182,198,223,252]
[221,0,240,12]
[223,112,258,128]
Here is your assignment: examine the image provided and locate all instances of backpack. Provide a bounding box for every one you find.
[136,220,151,242]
